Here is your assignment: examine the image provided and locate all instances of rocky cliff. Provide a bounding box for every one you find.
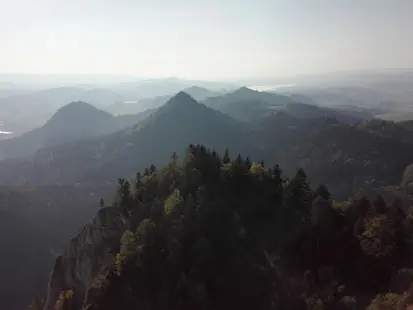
[43,207,126,310]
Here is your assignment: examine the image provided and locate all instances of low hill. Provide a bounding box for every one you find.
[0,102,154,160]
[0,87,125,135]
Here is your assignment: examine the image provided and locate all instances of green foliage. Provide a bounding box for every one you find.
[164,189,183,215]
[358,214,396,258]
[55,290,73,310]
[249,162,264,175]
[88,145,321,309]
[84,145,413,310]
[115,230,137,273]
[332,200,349,210]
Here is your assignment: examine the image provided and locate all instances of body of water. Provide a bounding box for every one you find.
[248,84,297,92]
[0,121,13,134]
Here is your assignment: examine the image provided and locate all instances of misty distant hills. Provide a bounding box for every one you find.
[0,92,245,185]
[203,87,369,123]
[203,86,294,109]
[124,86,227,113]
[0,91,411,198]
[0,82,225,135]
[183,86,225,101]
[132,77,235,98]
[0,101,155,160]
[0,87,126,135]
[103,86,225,116]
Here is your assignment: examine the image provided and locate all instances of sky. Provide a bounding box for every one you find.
[1,0,413,80]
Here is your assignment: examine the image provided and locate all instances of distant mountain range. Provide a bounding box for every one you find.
[0,88,409,197]
[105,86,228,115]
[0,92,244,185]
[203,87,372,123]
[0,81,235,135]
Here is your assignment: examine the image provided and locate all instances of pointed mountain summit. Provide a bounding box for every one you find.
[162,91,198,108]
[133,90,241,138]
[232,86,256,95]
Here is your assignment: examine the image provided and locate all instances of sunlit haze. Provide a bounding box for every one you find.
[1,0,413,80]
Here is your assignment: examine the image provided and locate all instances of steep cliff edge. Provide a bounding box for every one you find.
[43,207,126,310]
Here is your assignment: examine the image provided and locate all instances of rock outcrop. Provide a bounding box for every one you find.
[43,207,126,310]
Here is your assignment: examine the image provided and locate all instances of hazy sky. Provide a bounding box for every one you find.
[1,0,413,80]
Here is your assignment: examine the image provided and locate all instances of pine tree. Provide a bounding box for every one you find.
[272,164,283,182]
[171,152,179,164]
[244,157,252,170]
[284,168,313,223]
[117,178,126,193]
[223,148,230,164]
[315,184,331,200]
[234,154,243,167]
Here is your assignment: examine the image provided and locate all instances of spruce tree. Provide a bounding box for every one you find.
[223,148,230,164]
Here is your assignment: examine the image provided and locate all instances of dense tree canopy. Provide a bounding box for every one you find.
[74,145,413,310]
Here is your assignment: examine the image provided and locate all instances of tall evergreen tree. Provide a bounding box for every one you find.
[223,148,230,164]
[315,184,331,200]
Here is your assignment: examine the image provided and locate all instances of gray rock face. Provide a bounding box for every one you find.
[43,207,126,310]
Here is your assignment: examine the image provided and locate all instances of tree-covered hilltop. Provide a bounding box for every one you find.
[42,145,413,310]
[45,144,312,310]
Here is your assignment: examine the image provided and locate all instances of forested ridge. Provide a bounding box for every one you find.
[37,145,413,310]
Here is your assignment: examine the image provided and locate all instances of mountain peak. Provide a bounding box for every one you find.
[162,91,199,109]
[47,101,115,129]
[174,91,195,101]
[57,101,97,113]
[234,86,256,94]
